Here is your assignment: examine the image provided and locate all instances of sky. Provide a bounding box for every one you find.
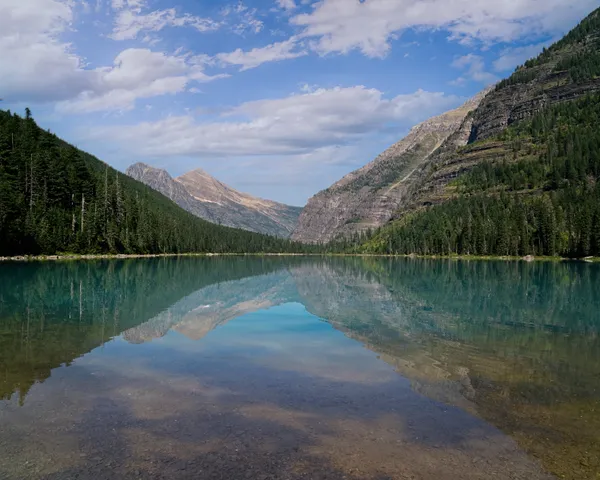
[1,0,598,206]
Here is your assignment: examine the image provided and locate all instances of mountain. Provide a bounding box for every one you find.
[0,110,309,256]
[355,7,600,258]
[126,163,302,238]
[291,90,490,244]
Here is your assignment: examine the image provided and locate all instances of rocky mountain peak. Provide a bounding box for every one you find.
[127,163,302,237]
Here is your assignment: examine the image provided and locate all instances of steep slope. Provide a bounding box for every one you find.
[0,110,306,256]
[358,7,600,258]
[291,90,489,244]
[177,169,302,237]
[470,8,600,142]
[125,163,224,226]
[126,163,302,238]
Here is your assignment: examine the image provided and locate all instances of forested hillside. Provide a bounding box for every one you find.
[356,8,600,258]
[0,110,312,256]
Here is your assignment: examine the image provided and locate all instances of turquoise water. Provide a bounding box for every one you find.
[0,257,598,479]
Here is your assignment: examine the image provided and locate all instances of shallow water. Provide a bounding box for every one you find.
[0,257,598,479]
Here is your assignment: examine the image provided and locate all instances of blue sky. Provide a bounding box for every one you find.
[1,0,598,206]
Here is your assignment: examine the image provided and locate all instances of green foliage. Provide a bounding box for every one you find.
[549,7,600,52]
[457,159,547,193]
[359,94,600,258]
[461,94,600,192]
[555,49,600,82]
[0,110,316,256]
[495,68,538,90]
[361,189,600,257]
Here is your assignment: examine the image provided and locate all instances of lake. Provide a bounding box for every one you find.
[0,257,598,480]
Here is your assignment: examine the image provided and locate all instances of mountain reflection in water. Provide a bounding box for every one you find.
[0,257,598,479]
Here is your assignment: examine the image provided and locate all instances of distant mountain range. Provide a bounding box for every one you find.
[126,163,302,238]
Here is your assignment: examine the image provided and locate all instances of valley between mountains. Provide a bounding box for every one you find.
[3,4,600,480]
[131,7,600,259]
[1,8,600,258]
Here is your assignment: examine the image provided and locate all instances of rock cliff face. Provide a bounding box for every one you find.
[126,163,302,238]
[389,10,600,215]
[470,69,600,144]
[291,90,490,244]
[295,9,600,245]
[467,8,600,143]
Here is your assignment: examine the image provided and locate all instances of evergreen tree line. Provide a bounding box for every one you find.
[551,7,600,50]
[357,94,600,258]
[361,189,600,257]
[0,110,317,256]
[495,68,539,90]
[554,49,600,83]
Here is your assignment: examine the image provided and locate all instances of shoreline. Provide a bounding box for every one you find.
[0,252,315,262]
[0,253,599,262]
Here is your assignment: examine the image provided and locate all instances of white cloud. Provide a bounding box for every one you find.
[226,144,361,204]
[111,0,143,10]
[235,17,264,34]
[291,0,599,57]
[216,38,307,71]
[0,0,227,111]
[58,49,228,113]
[110,2,219,41]
[87,86,460,157]
[300,83,318,93]
[0,0,93,102]
[493,41,552,71]
[276,0,297,11]
[451,54,498,86]
[222,2,264,34]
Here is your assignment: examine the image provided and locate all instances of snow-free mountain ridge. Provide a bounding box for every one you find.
[126,163,302,238]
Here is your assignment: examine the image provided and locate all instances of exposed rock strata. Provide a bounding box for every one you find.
[395,29,600,214]
[126,163,302,237]
[291,90,490,244]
